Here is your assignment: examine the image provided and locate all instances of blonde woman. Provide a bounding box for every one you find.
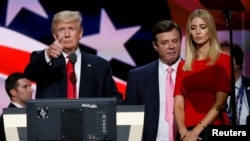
[174,9,231,141]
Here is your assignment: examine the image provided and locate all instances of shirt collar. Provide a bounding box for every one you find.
[11,102,24,108]
[62,47,80,58]
[158,58,181,72]
[235,75,242,89]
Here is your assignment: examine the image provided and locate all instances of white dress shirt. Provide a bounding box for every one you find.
[156,58,181,141]
[227,76,250,125]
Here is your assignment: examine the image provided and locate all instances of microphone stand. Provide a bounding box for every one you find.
[199,0,245,128]
[223,10,236,125]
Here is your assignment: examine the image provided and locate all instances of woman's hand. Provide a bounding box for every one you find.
[181,129,202,141]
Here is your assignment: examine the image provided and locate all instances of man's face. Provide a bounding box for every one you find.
[153,29,181,65]
[12,78,33,106]
[53,21,83,52]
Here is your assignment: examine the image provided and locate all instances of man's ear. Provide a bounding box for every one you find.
[79,28,83,38]
[53,33,57,40]
[9,89,17,97]
[152,41,158,51]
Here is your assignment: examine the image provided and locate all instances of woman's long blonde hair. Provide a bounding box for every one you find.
[183,9,221,71]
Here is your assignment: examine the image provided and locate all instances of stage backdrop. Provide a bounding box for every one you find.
[1,0,250,114]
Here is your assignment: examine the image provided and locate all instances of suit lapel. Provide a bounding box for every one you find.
[78,51,94,97]
[242,76,250,112]
[52,55,67,97]
[8,103,17,108]
[145,61,160,117]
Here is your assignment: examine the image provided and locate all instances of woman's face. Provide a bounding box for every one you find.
[190,17,209,46]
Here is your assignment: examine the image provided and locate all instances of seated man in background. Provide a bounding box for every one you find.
[220,41,250,125]
[0,72,33,141]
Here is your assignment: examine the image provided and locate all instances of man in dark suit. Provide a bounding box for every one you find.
[221,41,250,125]
[0,72,33,141]
[24,10,122,101]
[125,20,182,141]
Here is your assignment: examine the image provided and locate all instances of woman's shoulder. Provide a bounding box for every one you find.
[216,53,231,70]
[218,52,231,62]
[177,60,185,68]
[219,52,230,59]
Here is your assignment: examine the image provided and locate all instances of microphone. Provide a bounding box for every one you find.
[199,0,245,126]
[69,52,77,64]
[69,52,77,84]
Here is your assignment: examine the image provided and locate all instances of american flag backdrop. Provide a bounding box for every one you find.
[1,0,250,114]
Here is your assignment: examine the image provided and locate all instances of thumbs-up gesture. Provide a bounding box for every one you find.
[46,36,64,59]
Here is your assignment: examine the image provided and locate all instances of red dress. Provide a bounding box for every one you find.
[174,53,231,127]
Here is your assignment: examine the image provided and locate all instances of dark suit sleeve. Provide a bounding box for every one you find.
[125,69,139,105]
[0,114,6,141]
[101,61,123,103]
[244,77,250,126]
[244,77,250,109]
[78,52,123,102]
[24,50,67,98]
[24,50,50,81]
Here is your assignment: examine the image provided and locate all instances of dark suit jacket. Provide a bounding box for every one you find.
[0,103,17,141]
[242,76,250,125]
[24,48,121,100]
[125,60,160,141]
